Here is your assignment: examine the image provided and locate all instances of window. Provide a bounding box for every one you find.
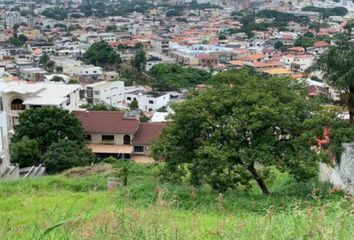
[84,134,92,142]
[94,91,100,95]
[66,95,71,106]
[102,135,114,142]
[123,135,131,145]
[11,98,25,110]
[134,146,144,153]
[148,108,153,112]
[127,97,131,101]
[149,100,154,104]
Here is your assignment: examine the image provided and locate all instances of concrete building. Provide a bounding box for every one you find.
[53,58,103,77]
[151,38,170,53]
[18,67,48,81]
[84,81,125,108]
[125,90,170,112]
[99,33,117,43]
[0,81,81,130]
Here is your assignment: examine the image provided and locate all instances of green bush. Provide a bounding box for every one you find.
[42,139,96,174]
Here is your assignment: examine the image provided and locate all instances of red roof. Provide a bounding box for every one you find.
[247,61,281,68]
[313,41,330,48]
[73,111,139,134]
[133,123,166,145]
[196,54,216,60]
[288,47,305,52]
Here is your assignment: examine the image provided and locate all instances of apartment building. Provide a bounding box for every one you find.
[84,81,125,108]
[125,90,170,112]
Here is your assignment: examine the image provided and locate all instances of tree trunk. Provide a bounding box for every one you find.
[348,90,354,123]
[247,163,270,195]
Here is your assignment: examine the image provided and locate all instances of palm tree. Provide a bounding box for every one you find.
[311,43,354,122]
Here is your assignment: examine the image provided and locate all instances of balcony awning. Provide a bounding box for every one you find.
[87,144,133,154]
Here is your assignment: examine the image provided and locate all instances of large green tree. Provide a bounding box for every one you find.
[311,43,354,122]
[149,63,210,91]
[131,49,147,72]
[84,41,122,69]
[11,136,41,168]
[42,139,95,174]
[151,73,353,194]
[13,107,84,154]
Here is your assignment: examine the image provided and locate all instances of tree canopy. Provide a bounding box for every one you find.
[151,71,354,194]
[42,139,95,174]
[9,34,27,46]
[11,136,41,168]
[84,41,122,69]
[302,6,348,18]
[11,107,94,173]
[311,43,354,122]
[42,7,68,20]
[13,107,84,154]
[131,49,147,72]
[81,103,120,111]
[148,63,210,91]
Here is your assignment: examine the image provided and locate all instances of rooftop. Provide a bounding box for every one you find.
[132,122,167,145]
[73,111,140,134]
[0,81,80,106]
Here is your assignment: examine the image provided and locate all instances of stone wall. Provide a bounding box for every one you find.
[319,143,354,195]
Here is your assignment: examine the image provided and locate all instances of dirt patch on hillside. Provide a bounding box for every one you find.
[62,164,115,177]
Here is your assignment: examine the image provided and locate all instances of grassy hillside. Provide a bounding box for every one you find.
[0,162,353,240]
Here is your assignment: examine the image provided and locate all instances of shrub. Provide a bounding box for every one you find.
[42,139,96,174]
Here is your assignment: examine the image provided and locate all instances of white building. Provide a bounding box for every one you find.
[281,54,314,72]
[0,98,10,177]
[145,52,175,72]
[53,59,103,77]
[0,81,81,130]
[99,33,117,43]
[84,81,125,108]
[151,38,170,53]
[125,89,170,112]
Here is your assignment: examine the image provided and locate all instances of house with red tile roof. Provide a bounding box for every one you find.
[307,41,331,55]
[196,54,218,67]
[73,111,166,162]
[288,47,305,54]
[313,41,331,48]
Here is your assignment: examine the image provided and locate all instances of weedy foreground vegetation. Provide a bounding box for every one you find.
[0,162,352,240]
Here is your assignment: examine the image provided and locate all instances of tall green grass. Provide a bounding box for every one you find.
[0,163,352,239]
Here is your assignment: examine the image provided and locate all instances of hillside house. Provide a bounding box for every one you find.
[83,81,125,108]
[125,90,170,112]
[73,111,166,162]
[0,81,81,130]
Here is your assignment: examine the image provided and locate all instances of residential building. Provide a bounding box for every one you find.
[125,90,170,112]
[84,81,125,108]
[99,33,117,43]
[0,81,81,130]
[18,67,48,81]
[151,37,170,53]
[73,111,166,161]
[54,58,103,77]
[281,54,314,72]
